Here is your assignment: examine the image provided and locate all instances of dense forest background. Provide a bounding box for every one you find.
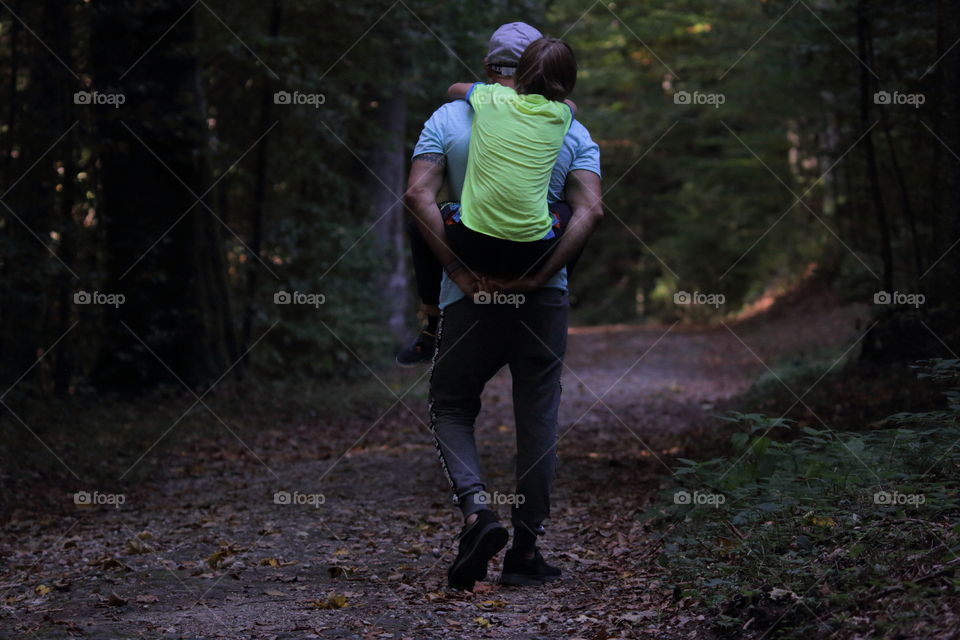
[1,0,956,394]
[2,3,960,637]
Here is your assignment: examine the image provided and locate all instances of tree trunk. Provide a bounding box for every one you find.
[0,0,66,394]
[880,113,923,283]
[48,0,78,395]
[0,0,25,391]
[856,0,893,292]
[240,0,282,364]
[861,0,958,362]
[368,92,409,343]
[930,0,960,306]
[2,0,21,181]
[91,0,233,391]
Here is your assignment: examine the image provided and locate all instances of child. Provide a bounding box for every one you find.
[443,37,577,279]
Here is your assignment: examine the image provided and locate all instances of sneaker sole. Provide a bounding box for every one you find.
[499,572,562,587]
[448,523,509,590]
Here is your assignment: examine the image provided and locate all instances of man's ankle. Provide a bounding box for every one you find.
[511,521,538,556]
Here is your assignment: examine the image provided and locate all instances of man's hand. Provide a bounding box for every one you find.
[450,268,483,296]
[511,170,602,287]
[485,274,545,293]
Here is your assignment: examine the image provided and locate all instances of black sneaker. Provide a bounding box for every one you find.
[448,510,509,591]
[395,329,436,367]
[500,547,562,586]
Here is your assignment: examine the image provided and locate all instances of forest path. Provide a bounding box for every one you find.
[0,306,861,639]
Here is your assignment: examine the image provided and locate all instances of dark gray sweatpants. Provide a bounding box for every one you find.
[429,287,568,534]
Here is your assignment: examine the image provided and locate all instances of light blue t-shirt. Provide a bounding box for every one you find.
[413,99,601,308]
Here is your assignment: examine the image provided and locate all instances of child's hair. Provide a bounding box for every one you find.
[515,37,577,102]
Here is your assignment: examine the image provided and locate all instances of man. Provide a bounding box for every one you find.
[404,23,603,590]
[396,23,596,366]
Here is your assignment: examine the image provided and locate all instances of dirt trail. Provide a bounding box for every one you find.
[0,308,861,639]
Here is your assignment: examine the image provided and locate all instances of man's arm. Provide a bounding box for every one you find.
[489,169,603,292]
[403,153,480,294]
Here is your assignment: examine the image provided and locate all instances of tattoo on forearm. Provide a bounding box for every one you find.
[416,153,447,168]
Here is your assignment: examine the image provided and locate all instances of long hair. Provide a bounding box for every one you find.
[515,37,577,102]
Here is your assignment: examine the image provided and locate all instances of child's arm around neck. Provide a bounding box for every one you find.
[448,83,476,100]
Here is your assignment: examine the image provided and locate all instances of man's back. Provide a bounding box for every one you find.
[413,99,600,205]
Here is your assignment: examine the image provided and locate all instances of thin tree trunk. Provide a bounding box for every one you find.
[0,0,24,390]
[240,0,282,363]
[867,21,923,285]
[2,0,21,181]
[368,92,409,343]
[931,0,960,301]
[190,17,237,378]
[856,0,893,291]
[49,0,77,394]
[880,113,923,283]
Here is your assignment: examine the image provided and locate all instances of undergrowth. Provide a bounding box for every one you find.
[653,359,960,638]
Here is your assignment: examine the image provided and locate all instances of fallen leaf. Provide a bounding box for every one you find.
[124,537,154,555]
[207,544,238,570]
[327,566,354,578]
[620,610,657,623]
[769,587,800,601]
[90,557,133,572]
[306,592,347,609]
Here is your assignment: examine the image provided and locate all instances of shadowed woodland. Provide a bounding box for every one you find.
[1,1,959,638]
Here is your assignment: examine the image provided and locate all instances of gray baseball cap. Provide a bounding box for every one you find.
[486,22,543,76]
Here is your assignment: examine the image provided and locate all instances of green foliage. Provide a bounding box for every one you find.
[547,0,941,323]
[234,0,550,377]
[0,0,952,385]
[653,360,960,637]
[0,0,546,389]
